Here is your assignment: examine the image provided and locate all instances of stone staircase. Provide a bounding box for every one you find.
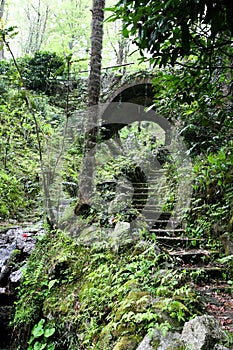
[146,214,233,331]
[130,168,233,332]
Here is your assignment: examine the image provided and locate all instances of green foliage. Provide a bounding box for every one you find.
[0,169,24,219]
[0,88,62,220]
[0,59,11,94]
[152,67,232,154]
[62,135,84,198]
[188,143,233,234]
[0,54,68,221]
[108,0,233,67]
[12,229,201,350]
[1,5,232,349]
[27,319,55,350]
[19,51,65,94]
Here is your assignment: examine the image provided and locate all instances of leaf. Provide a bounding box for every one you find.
[32,328,44,338]
[33,341,46,350]
[48,279,58,290]
[122,27,129,38]
[44,327,55,338]
[32,319,45,338]
[47,344,56,350]
[104,7,115,12]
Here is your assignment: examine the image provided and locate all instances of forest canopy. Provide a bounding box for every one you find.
[108,0,233,67]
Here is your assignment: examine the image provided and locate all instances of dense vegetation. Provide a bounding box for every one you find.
[0,0,233,349]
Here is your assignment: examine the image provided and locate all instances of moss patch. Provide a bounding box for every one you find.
[113,335,141,350]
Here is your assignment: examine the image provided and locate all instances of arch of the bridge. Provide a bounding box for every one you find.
[99,78,172,145]
[76,80,173,217]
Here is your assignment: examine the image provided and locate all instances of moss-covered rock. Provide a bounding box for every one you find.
[113,335,141,350]
[220,233,233,255]
[114,291,150,322]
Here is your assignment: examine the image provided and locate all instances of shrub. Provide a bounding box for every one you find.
[0,169,25,219]
[20,52,65,94]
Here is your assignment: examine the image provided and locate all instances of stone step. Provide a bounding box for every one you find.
[130,183,170,190]
[133,195,168,198]
[143,207,172,210]
[153,235,207,249]
[195,282,233,292]
[178,265,224,280]
[150,229,185,234]
[143,213,181,219]
[145,219,181,224]
[165,249,221,265]
[143,212,179,219]
[155,236,205,241]
[142,208,172,212]
[167,249,219,257]
[143,212,179,216]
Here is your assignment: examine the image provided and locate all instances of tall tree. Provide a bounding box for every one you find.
[88,0,105,106]
[0,0,6,59]
[75,0,105,216]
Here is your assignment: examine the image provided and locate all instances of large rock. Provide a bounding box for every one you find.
[113,335,140,350]
[136,335,152,350]
[108,193,131,214]
[75,224,99,245]
[181,315,227,350]
[0,225,38,286]
[111,221,131,251]
[136,329,183,350]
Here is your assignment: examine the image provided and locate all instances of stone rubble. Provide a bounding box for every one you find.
[0,222,44,349]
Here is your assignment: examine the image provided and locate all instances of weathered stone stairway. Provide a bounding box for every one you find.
[148,219,233,333]
[130,171,233,334]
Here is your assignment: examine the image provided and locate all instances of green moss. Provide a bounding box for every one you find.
[12,227,203,349]
[122,279,139,291]
[113,335,141,350]
[151,339,160,349]
[97,321,115,349]
[227,213,233,232]
[114,291,150,322]
[8,249,21,265]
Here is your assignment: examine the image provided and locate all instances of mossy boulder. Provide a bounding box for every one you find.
[137,330,185,350]
[113,335,141,350]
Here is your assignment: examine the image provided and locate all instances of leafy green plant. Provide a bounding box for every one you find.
[0,169,25,219]
[27,318,55,350]
[19,51,65,94]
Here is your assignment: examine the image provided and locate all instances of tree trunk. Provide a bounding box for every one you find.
[0,0,6,59]
[24,1,49,55]
[75,0,105,216]
[88,0,105,107]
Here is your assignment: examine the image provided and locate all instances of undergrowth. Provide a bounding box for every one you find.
[12,229,200,350]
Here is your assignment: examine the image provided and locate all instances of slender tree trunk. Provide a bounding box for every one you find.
[88,0,105,107]
[24,1,49,55]
[0,0,6,59]
[75,0,105,216]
